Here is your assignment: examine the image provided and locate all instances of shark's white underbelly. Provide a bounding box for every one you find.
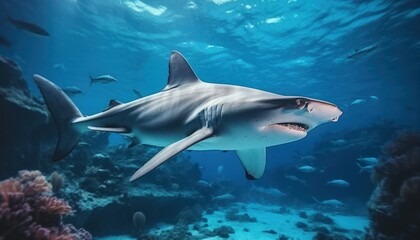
[137,126,303,151]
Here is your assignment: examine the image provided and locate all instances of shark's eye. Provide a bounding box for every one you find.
[296,99,308,110]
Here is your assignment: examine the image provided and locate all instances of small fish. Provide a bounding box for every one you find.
[8,16,49,37]
[90,75,118,86]
[197,180,212,188]
[300,155,316,162]
[132,89,142,98]
[253,187,285,198]
[369,95,379,101]
[312,197,346,208]
[298,165,316,173]
[331,139,347,146]
[53,63,68,71]
[217,165,224,175]
[0,35,12,47]
[284,174,306,184]
[327,179,350,187]
[350,99,366,106]
[357,157,378,166]
[62,86,83,97]
[345,44,378,60]
[78,141,90,146]
[92,153,109,159]
[212,193,236,201]
[356,163,374,173]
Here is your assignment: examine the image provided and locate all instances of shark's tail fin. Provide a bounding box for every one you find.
[33,74,83,161]
[89,76,94,86]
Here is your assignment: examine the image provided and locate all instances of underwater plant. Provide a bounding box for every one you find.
[132,211,146,236]
[0,170,92,240]
[50,171,64,193]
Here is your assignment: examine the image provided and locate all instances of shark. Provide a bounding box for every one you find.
[34,51,342,182]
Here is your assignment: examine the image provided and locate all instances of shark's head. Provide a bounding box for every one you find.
[223,95,343,148]
[256,97,342,143]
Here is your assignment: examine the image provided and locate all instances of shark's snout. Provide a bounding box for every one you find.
[307,100,343,124]
[330,108,343,122]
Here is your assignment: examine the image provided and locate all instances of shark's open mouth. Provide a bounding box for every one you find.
[277,123,309,132]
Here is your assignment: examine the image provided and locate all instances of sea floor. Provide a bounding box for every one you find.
[97,202,368,240]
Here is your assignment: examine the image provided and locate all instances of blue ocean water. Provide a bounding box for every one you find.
[0,0,419,239]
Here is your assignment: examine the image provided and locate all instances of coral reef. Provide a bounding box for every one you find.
[365,132,420,239]
[0,170,91,240]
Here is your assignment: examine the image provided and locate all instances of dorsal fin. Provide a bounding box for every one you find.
[103,99,122,111]
[163,51,201,91]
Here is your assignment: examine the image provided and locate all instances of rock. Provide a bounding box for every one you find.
[296,221,308,230]
[178,205,203,224]
[152,224,197,240]
[171,183,180,191]
[225,208,257,222]
[65,183,203,236]
[0,56,50,178]
[310,212,334,225]
[0,57,29,90]
[278,235,290,240]
[278,206,291,214]
[313,226,330,235]
[262,229,277,234]
[313,232,351,240]
[79,178,100,193]
[212,226,235,238]
[299,211,308,219]
[192,224,200,231]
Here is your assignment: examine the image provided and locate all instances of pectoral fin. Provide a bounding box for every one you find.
[236,148,266,180]
[88,126,130,133]
[129,127,214,181]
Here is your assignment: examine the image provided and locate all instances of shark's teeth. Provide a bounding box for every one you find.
[278,123,309,132]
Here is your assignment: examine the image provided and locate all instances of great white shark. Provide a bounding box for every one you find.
[34,51,342,181]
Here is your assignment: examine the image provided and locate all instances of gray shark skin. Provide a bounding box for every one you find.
[33,51,342,182]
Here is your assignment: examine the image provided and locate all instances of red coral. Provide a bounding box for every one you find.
[36,196,72,215]
[18,170,52,196]
[0,178,22,204]
[0,170,91,240]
